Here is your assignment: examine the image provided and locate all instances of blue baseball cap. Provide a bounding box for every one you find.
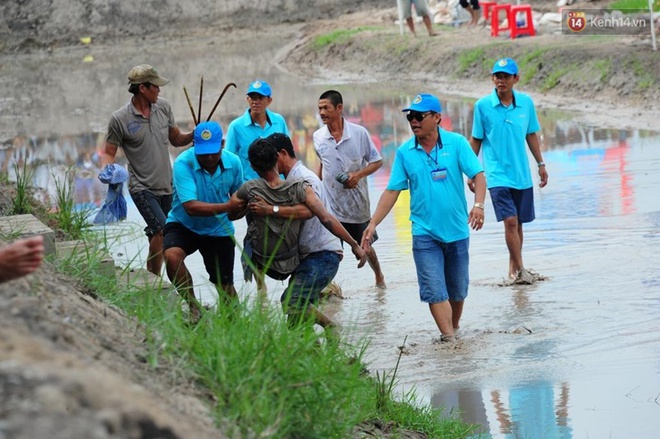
[193,121,223,155]
[402,93,442,113]
[246,80,271,97]
[492,58,519,75]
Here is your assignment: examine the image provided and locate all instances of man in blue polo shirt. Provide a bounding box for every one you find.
[225,80,289,293]
[362,93,486,343]
[225,80,290,180]
[163,121,245,323]
[470,58,549,285]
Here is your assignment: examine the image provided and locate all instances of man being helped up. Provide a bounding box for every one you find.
[232,136,366,336]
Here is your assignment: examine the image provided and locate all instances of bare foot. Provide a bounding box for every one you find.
[0,235,45,283]
[375,275,386,289]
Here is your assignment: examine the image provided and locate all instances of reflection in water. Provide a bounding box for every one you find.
[3,93,660,439]
[432,382,573,439]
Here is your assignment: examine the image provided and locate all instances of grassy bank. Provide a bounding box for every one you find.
[1,169,478,438]
[58,238,476,438]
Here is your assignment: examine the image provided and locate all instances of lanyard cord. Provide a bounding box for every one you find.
[415,129,444,167]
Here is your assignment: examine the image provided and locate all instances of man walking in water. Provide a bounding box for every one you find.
[313,90,386,288]
[470,58,548,284]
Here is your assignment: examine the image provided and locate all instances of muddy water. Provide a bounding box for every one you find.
[2,30,660,439]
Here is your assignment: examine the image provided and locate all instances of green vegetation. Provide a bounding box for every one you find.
[457,48,486,75]
[65,266,477,438]
[541,66,571,92]
[10,161,35,215]
[517,49,548,86]
[594,59,612,83]
[51,167,93,240]
[311,27,382,50]
[628,59,656,90]
[609,0,658,10]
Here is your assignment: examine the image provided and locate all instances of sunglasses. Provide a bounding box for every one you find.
[406,111,434,122]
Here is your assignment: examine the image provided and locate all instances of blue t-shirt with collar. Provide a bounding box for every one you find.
[167,148,244,236]
[387,129,483,243]
[471,88,540,189]
[224,108,289,181]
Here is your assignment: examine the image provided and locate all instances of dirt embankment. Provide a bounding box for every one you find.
[0,0,388,53]
[281,5,660,131]
[0,267,224,438]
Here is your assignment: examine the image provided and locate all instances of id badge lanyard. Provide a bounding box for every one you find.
[416,130,446,182]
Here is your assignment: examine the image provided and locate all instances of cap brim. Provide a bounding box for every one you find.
[491,69,516,75]
[151,77,170,86]
[195,144,221,155]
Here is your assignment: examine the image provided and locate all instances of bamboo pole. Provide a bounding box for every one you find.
[198,76,204,126]
[206,82,237,121]
[183,86,198,125]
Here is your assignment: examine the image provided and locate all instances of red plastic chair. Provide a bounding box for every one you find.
[509,5,536,38]
[480,1,497,23]
[490,4,512,37]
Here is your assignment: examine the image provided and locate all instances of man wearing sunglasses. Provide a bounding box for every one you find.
[362,93,486,343]
[470,58,549,285]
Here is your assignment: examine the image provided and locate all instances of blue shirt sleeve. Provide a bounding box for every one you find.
[172,156,198,204]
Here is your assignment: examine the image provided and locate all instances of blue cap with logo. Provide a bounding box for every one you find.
[193,121,223,155]
[402,93,442,113]
[246,80,272,97]
[492,58,519,75]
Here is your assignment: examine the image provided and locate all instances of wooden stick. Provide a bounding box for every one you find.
[206,82,237,121]
[183,86,197,125]
[198,76,204,126]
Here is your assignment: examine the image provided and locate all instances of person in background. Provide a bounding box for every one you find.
[399,0,438,37]
[469,58,548,285]
[0,235,45,283]
[163,121,244,323]
[459,0,481,26]
[103,64,193,276]
[362,93,486,343]
[224,80,290,293]
[313,90,386,289]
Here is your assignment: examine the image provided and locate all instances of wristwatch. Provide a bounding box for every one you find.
[474,203,485,210]
[272,205,280,215]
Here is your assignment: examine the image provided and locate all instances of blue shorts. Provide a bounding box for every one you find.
[163,222,235,286]
[131,190,172,238]
[412,235,469,304]
[282,250,340,310]
[489,187,535,223]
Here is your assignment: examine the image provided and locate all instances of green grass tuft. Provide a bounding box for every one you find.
[311,27,381,50]
[11,161,35,215]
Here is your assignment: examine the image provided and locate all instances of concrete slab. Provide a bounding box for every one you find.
[117,267,177,298]
[0,214,56,256]
[56,240,116,280]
